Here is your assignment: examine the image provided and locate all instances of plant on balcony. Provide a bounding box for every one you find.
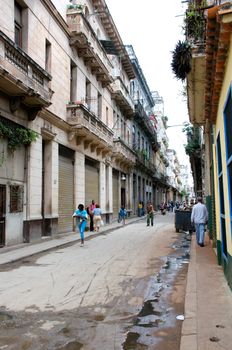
[67,3,84,12]
[183,123,202,157]
[184,3,206,43]
[171,40,192,81]
[0,120,38,152]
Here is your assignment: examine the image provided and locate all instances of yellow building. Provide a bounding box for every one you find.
[185,2,232,289]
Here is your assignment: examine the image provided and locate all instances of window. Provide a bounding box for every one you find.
[10,185,24,213]
[137,131,141,150]
[132,126,136,148]
[130,81,135,97]
[85,79,91,108]
[141,137,144,150]
[98,92,102,118]
[70,60,77,102]
[106,106,109,126]
[45,39,51,73]
[14,2,22,47]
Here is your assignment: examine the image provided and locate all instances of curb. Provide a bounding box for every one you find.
[180,235,197,350]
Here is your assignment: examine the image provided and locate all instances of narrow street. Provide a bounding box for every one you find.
[0,213,190,350]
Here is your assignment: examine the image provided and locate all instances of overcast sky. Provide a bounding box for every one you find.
[106,0,190,167]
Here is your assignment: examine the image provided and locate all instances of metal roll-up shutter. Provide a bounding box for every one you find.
[113,170,119,218]
[58,146,74,233]
[85,159,99,207]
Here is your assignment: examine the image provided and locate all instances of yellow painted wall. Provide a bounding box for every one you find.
[213,29,232,256]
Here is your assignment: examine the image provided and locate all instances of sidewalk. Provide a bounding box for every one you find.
[0,215,144,266]
[180,233,232,350]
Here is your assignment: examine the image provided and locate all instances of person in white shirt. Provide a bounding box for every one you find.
[191,197,208,247]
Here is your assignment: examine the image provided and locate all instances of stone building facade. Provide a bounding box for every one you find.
[0,0,182,246]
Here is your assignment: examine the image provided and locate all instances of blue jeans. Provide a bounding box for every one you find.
[77,221,87,241]
[195,223,205,244]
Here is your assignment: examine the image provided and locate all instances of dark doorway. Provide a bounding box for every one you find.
[0,185,6,247]
[121,188,125,207]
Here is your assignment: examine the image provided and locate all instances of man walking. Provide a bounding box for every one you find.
[147,202,154,226]
[191,197,208,247]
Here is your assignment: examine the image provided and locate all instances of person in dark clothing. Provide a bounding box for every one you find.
[147,202,154,226]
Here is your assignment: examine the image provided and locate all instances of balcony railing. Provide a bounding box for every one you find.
[0,30,52,109]
[112,138,136,166]
[134,101,159,149]
[136,152,156,173]
[111,77,134,117]
[67,103,113,151]
[66,10,113,87]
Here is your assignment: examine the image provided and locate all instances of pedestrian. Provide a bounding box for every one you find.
[191,197,208,247]
[138,201,143,217]
[118,206,127,225]
[93,204,102,232]
[73,204,88,247]
[147,202,154,226]
[88,200,96,232]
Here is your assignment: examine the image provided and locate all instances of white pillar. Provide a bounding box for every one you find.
[74,151,85,207]
[44,140,58,218]
[99,161,106,211]
[108,165,113,213]
[27,135,42,220]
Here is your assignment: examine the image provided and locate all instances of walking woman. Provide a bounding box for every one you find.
[93,204,102,232]
[73,204,88,247]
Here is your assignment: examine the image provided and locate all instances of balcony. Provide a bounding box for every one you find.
[134,101,159,150]
[112,137,136,168]
[66,10,113,87]
[67,103,113,155]
[0,30,52,117]
[135,151,156,174]
[111,77,134,117]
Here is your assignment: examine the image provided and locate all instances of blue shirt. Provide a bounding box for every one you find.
[73,209,88,223]
[93,208,102,216]
[119,208,127,218]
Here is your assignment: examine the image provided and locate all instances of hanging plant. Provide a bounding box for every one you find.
[171,40,192,81]
[0,120,38,151]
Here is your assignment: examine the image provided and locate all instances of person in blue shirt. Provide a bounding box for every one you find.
[93,204,102,232]
[118,206,127,225]
[73,204,88,247]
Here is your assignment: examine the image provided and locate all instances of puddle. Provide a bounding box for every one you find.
[122,332,140,349]
[0,311,13,321]
[122,232,190,349]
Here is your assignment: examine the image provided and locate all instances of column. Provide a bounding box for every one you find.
[99,162,106,211]
[74,151,85,207]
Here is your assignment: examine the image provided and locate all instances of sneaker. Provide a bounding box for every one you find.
[80,243,84,247]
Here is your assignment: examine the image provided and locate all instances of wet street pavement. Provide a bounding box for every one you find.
[0,214,190,350]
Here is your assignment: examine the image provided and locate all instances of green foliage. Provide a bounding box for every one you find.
[171,41,192,81]
[0,120,38,151]
[182,123,201,157]
[185,4,206,42]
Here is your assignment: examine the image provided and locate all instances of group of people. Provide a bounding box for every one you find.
[73,200,128,247]
[73,196,209,248]
[73,200,102,247]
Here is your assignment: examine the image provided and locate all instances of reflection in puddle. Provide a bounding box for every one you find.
[122,232,191,349]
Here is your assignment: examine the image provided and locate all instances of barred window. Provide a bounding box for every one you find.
[10,185,24,213]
